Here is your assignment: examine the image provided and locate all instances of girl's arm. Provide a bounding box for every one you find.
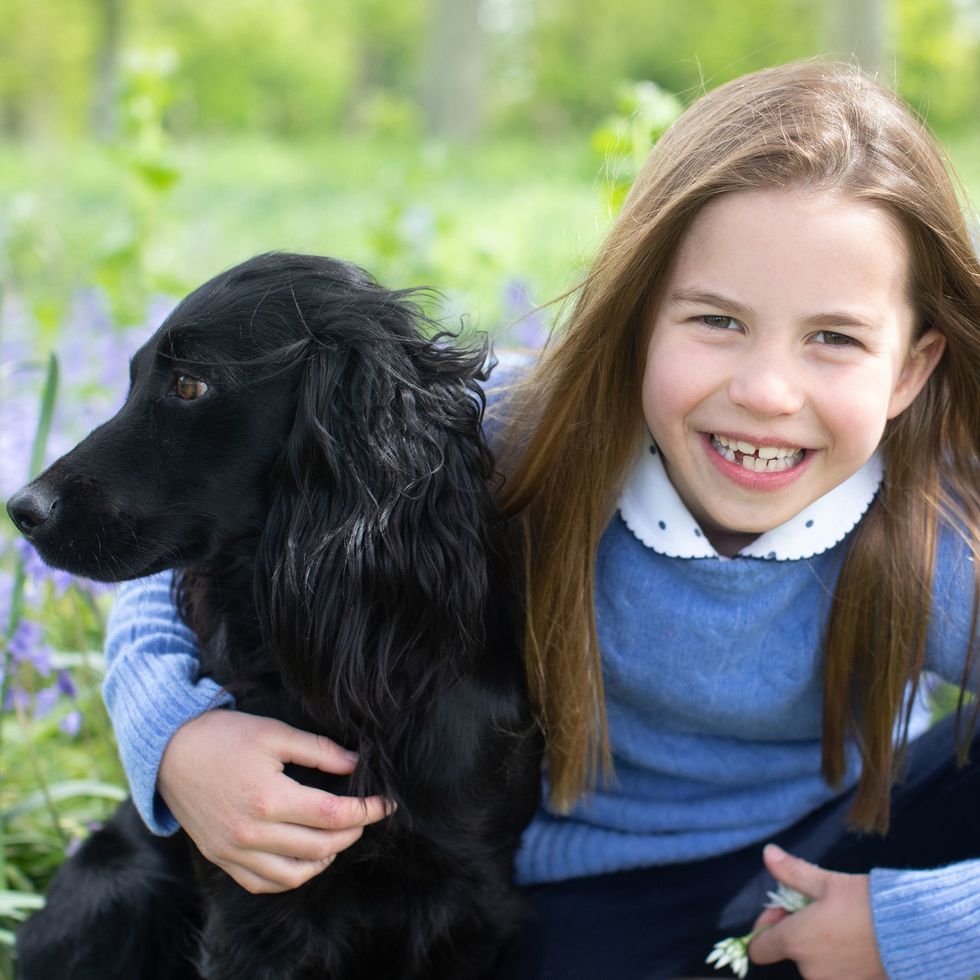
[103,574,392,893]
[103,573,234,833]
[871,861,980,979]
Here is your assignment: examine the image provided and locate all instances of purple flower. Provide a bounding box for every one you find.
[33,684,61,719]
[0,379,41,498]
[503,278,533,312]
[59,709,82,737]
[16,538,80,597]
[144,295,177,330]
[65,819,106,858]
[82,578,116,598]
[0,568,13,629]
[0,291,33,354]
[502,278,549,349]
[4,685,31,712]
[9,619,52,676]
[56,669,77,698]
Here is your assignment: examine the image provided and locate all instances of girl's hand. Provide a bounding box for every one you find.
[748,844,886,980]
[158,710,393,894]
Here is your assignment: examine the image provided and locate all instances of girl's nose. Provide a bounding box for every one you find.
[726,354,806,418]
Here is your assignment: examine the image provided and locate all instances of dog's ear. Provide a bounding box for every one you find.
[254,301,499,798]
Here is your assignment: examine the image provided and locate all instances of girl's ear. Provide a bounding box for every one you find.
[886,327,946,419]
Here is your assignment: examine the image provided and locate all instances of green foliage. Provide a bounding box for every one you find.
[1,357,125,974]
[0,0,97,138]
[3,354,59,658]
[896,0,980,133]
[94,47,186,325]
[1,0,979,140]
[143,0,358,136]
[527,0,824,126]
[591,80,683,214]
[0,132,604,336]
[0,46,187,334]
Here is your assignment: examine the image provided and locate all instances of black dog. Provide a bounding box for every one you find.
[7,253,541,979]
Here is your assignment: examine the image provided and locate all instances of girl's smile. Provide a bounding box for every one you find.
[704,432,810,483]
[708,433,805,470]
[642,188,944,557]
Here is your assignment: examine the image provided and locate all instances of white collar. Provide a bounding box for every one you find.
[618,438,884,561]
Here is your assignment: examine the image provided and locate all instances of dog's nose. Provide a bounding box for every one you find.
[6,484,59,538]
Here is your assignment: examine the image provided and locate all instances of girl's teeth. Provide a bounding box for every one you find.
[710,434,804,472]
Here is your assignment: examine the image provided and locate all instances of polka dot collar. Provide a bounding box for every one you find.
[617,440,884,561]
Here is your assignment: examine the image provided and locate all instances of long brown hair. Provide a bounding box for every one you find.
[496,59,980,828]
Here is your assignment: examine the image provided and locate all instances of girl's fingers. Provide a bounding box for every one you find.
[221,827,369,892]
[235,824,366,864]
[750,905,788,935]
[762,843,829,900]
[220,856,334,894]
[272,777,394,832]
[267,721,361,776]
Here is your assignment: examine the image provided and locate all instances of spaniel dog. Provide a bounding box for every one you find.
[6,253,541,979]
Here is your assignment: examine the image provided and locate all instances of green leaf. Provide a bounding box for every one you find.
[0,890,45,915]
[48,651,107,672]
[1,780,127,821]
[5,351,59,645]
[133,157,181,191]
[28,353,59,482]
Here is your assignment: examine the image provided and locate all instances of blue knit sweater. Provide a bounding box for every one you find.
[103,473,980,980]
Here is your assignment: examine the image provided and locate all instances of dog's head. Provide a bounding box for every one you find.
[6,252,494,587]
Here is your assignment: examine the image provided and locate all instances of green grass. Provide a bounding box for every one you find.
[2,127,977,345]
[945,130,980,205]
[0,134,613,339]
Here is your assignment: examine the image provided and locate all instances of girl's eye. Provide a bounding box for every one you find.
[813,330,857,347]
[698,315,739,330]
[175,375,208,400]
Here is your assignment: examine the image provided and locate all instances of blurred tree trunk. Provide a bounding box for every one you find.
[422,0,486,142]
[830,0,888,72]
[92,0,123,140]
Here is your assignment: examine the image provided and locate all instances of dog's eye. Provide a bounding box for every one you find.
[175,375,208,400]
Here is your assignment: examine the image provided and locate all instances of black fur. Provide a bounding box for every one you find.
[7,253,541,979]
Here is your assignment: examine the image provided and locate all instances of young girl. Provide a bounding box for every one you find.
[102,60,980,979]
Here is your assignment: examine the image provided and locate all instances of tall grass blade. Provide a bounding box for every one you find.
[2,780,126,822]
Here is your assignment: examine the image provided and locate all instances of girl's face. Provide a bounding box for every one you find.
[642,188,944,556]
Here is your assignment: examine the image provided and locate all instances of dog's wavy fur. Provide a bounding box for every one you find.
[8,253,541,979]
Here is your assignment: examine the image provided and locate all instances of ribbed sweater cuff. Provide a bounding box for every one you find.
[871,861,980,980]
[102,574,235,835]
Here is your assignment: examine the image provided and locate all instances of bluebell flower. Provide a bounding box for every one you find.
[33,684,61,719]
[56,669,77,698]
[502,277,549,349]
[4,686,31,713]
[9,619,52,676]
[0,567,13,628]
[59,709,82,737]
[16,538,77,597]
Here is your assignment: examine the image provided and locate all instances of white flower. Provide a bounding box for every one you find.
[765,883,812,913]
[707,884,813,976]
[706,935,751,979]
